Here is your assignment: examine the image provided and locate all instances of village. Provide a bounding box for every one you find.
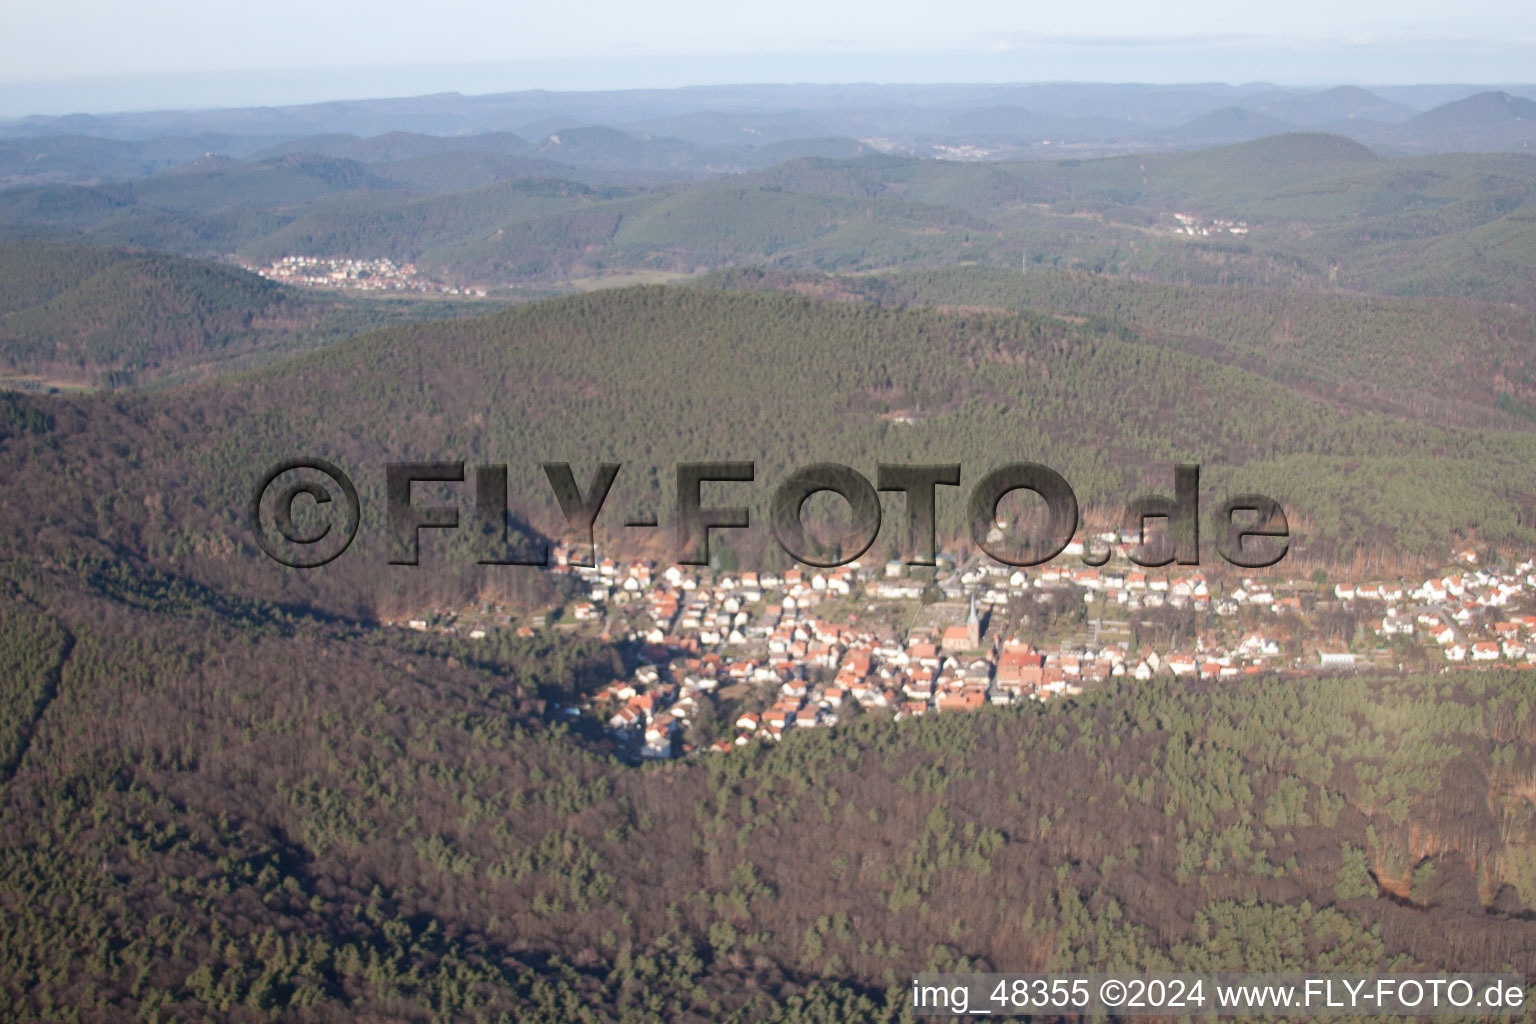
[1172,211,1249,236]
[387,538,1536,763]
[246,255,487,296]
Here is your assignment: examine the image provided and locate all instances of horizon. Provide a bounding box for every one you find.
[5,0,1536,118]
[3,71,1535,126]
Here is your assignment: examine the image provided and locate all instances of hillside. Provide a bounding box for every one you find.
[1160,107,1295,146]
[3,132,1523,303]
[699,265,1536,429]
[0,551,1534,1020]
[0,242,317,387]
[249,129,536,163]
[1382,91,1536,153]
[2,284,1535,627]
[1242,85,1418,127]
[371,150,610,191]
[0,233,1535,1020]
[0,133,289,186]
[2,134,1532,304]
[236,176,628,267]
[0,241,511,388]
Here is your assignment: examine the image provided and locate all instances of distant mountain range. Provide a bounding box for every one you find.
[1,83,1533,190]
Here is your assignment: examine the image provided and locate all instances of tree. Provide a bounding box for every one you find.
[1334,844,1376,902]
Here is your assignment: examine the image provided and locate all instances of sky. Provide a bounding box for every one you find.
[3,0,1535,116]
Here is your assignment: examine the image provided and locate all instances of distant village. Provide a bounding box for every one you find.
[385,538,1534,763]
[247,255,487,296]
[1172,212,1249,236]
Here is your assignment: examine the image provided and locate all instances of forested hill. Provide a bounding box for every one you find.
[0,148,1535,1020]
[2,547,1535,1019]
[743,132,1384,208]
[3,134,1532,306]
[2,284,1536,624]
[699,265,1536,429]
[0,241,318,387]
[0,240,513,388]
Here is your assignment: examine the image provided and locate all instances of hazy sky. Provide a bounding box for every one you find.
[4,0,1535,115]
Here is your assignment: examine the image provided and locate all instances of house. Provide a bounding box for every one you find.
[1237,633,1280,657]
[608,706,642,731]
[996,647,1045,693]
[902,675,934,702]
[936,687,987,713]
